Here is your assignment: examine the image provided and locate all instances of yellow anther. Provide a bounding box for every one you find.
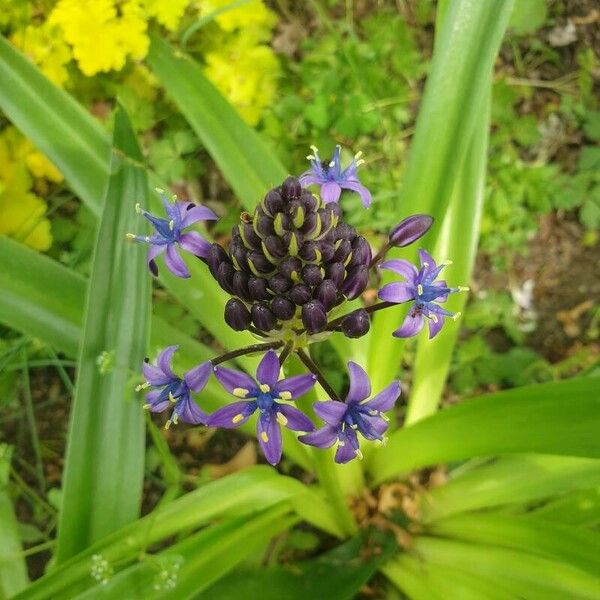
[354,151,363,160]
[168,392,177,403]
[355,159,365,166]
[458,286,470,292]
[452,312,462,321]
[135,203,142,214]
[278,391,292,400]
[232,414,244,424]
[329,160,335,168]
[306,154,315,160]
[135,382,150,392]
[355,449,364,460]
[169,220,175,230]
[143,403,150,410]
[350,423,358,430]
[381,413,390,422]
[423,262,429,268]
[155,187,165,193]
[261,431,269,443]
[430,314,439,323]
[125,233,136,240]
[338,440,345,447]
[442,259,453,266]
[276,412,288,426]
[417,284,424,296]
[369,409,378,416]
[172,194,178,201]
[145,236,150,242]
[259,384,270,393]
[310,144,318,153]
[233,388,249,398]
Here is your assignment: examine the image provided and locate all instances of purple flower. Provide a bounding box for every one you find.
[299,362,400,464]
[378,249,467,339]
[139,345,211,428]
[299,145,372,208]
[207,350,317,465]
[127,190,217,278]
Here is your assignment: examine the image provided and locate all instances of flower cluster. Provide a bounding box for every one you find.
[134,146,466,464]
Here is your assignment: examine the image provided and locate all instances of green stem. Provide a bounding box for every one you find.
[210,341,283,366]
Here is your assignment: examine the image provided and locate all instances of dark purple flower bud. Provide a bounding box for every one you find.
[335,223,356,241]
[318,208,333,234]
[289,283,312,305]
[342,265,369,300]
[319,241,335,262]
[302,264,324,286]
[239,222,262,250]
[302,300,327,334]
[340,309,370,338]
[328,203,343,218]
[232,270,250,300]
[254,212,275,238]
[262,235,286,261]
[300,212,319,237]
[217,262,235,294]
[263,189,284,215]
[271,296,295,320]
[230,244,248,272]
[281,176,302,199]
[278,256,302,278]
[248,276,271,300]
[208,243,229,276]
[326,262,345,288]
[273,212,291,236]
[224,298,251,331]
[251,302,277,331]
[389,214,433,247]
[349,236,372,267]
[269,273,292,294]
[314,279,337,311]
[300,241,321,262]
[333,240,352,263]
[247,251,273,274]
[300,191,318,213]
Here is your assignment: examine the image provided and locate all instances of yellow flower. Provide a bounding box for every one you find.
[49,0,149,76]
[10,22,72,87]
[199,0,276,40]
[0,128,52,251]
[142,0,191,31]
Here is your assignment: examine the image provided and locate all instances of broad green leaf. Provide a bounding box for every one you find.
[0,35,110,215]
[429,513,600,576]
[413,536,600,599]
[201,533,396,600]
[367,0,514,390]
[0,445,28,599]
[530,486,600,527]
[15,467,331,600]
[0,236,84,357]
[370,377,600,482]
[146,34,287,211]
[421,455,600,522]
[55,107,151,562]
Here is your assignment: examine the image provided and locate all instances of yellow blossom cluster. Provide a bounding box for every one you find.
[0,128,62,251]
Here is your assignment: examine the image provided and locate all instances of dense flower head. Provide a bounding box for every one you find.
[300,362,401,463]
[299,145,372,207]
[139,346,211,428]
[127,189,217,278]
[378,249,467,339]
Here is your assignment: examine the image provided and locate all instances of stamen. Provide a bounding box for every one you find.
[369,409,378,416]
[417,284,424,296]
[355,449,364,460]
[381,413,390,422]
[125,233,136,241]
[259,383,270,393]
[143,403,150,410]
[337,440,345,447]
[168,392,177,403]
[232,414,244,424]
[452,312,462,321]
[458,286,470,292]
[135,203,142,214]
[260,431,269,443]
[310,145,318,153]
[355,159,365,166]
[168,220,175,230]
[233,388,249,398]
[350,423,358,430]
[135,382,150,391]
[423,262,429,268]
[276,412,288,426]
[155,187,165,193]
[328,161,335,168]
[165,420,171,429]
[442,259,453,266]
[354,151,363,160]
[278,391,292,400]
[306,154,315,160]
[430,314,439,323]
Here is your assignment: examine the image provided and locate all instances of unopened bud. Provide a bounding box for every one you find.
[271,296,295,320]
[389,214,433,247]
[281,176,302,199]
[289,283,312,305]
[224,299,251,331]
[263,189,284,215]
[268,274,292,294]
[326,262,345,288]
[341,309,370,338]
[302,300,327,334]
[314,279,337,311]
[302,264,324,286]
[341,266,369,300]
[248,276,270,300]
[232,271,250,300]
[251,302,276,331]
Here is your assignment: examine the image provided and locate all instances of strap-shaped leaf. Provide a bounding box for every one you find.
[370,377,600,482]
[55,107,151,563]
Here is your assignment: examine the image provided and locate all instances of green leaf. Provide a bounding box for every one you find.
[55,107,151,563]
[530,486,600,527]
[367,0,514,390]
[0,236,84,357]
[146,34,287,212]
[429,513,600,577]
[370,377,600,482]
[421,454,600,522]
[0,34,110,216]
[508,0,547,35]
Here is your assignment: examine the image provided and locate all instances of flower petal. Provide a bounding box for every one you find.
[165,244,190,278]
[418,249,437,270]
[214,366,257,397]
[145,389,170,412]
[256,350,280,388]
[184,361,212,392]
[278,404,315,432]
[156,345,178,379]
[273,373,317,399]
[142,360,173,387]
[393,311,425,338]
[181,205,218,227]
[335,427,360,464]
[379,259,418,281]
[428,315,445,339]
[179,231,211,259]
[355,412,388,440]
[340,180,372,208]
[314,400,347,425]
[147,244,166,277]
[299,424,338,449]
[206,400,257,428]
[320,181,342,204]
[365,381,401,412]
[257,411,282,465]
[346,361,371,404]
[378,282,415,304]
[298,173,325,186]
[175,393,207,425]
